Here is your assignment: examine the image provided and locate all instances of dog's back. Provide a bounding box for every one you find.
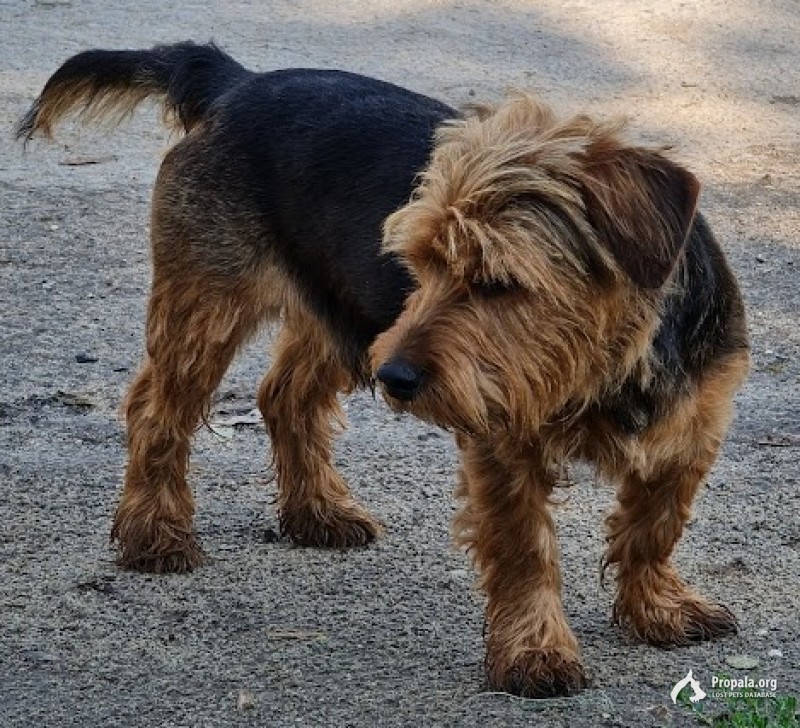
[19,42,455,373]
[187,68,455,364]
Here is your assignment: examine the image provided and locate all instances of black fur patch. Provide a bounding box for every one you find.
[183,67,455,374]
[596,213,749,434]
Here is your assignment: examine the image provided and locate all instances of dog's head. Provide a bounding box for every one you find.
[370,93,699,436]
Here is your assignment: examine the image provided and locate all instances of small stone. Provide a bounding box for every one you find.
[448,568,470,580]
[725,654,760,670]
[768,649,783,658]
[209,424,234,440]
[55,390,95,408]
[757,628,769,637]
[237,689,256,711]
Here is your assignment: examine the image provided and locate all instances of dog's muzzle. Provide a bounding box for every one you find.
[375,358,425,402]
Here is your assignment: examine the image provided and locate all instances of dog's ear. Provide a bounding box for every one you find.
[582,146,700,289]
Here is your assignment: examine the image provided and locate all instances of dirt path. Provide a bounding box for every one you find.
[1,1,797,726]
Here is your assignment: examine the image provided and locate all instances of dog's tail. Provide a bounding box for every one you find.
[16,41,251,141]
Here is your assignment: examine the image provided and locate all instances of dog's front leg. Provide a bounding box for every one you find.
[604,353,748,646]
[454,435,587,697]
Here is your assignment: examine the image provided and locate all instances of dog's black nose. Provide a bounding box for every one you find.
[376,358,424,401]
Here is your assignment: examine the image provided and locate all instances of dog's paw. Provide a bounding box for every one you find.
[485,644,588,698]
[615,590,738,647]
[281,498,382,548]
[111,512,205,573]
[112,529,206,574]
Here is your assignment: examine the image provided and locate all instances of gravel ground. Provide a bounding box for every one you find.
[1,1,798,726]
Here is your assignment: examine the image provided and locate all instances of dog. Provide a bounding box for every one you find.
[19,42,749,698]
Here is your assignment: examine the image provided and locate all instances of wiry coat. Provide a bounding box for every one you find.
[20,43,748,699]
[371,94,749,696]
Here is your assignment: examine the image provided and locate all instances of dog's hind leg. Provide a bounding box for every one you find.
[111,152,278,572]
[112,264,268,572]
[258,308,382,547]
[605,351,749,645]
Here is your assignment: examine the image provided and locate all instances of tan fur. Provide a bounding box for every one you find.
[454,435,586,696]
[23,77,184,139]
[257,309,381,547]
[112,140,379,572]
[604,352,749,644]
[27,68,747,698]
[371,93,748,697]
